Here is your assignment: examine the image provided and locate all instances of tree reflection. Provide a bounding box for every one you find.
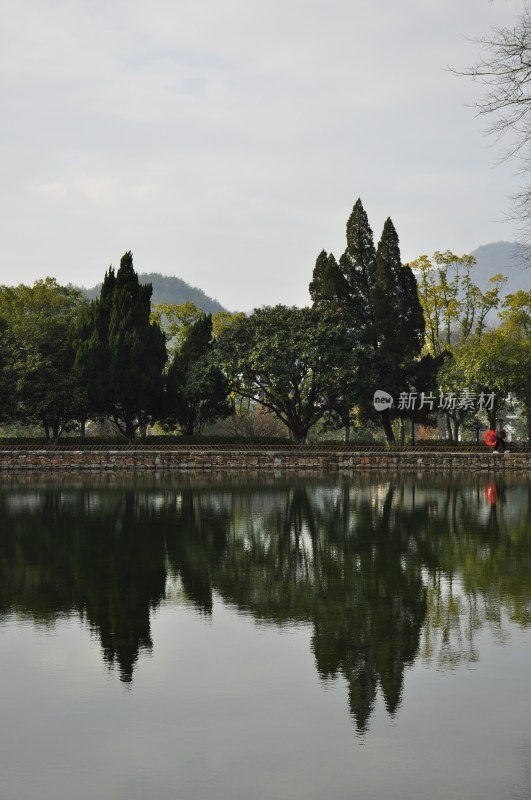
[164,489,231,614]
[416,478,531,668]
[211,481,427,732]
[0,473,530,732]
[0,486,169,682]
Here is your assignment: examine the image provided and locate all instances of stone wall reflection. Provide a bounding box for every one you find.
[0,474,530,732]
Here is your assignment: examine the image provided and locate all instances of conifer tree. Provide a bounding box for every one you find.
[309,251,343,307]
[374,218,425,359]
[309,201,429,443]
[338,198,378,347]
[164,313,231,435]
[371,218,427,441]
[74,251,167,441]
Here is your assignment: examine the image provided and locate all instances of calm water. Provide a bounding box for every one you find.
[1,472,531,799]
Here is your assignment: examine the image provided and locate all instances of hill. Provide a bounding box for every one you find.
[82,272,226,314]
[469,242,530,297]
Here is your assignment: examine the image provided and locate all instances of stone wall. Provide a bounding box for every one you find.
[0,448,529,472]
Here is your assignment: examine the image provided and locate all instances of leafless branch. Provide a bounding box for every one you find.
[453,4,531,245]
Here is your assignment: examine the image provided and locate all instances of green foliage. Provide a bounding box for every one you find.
[435,304,531,437]
[151,301,206,356]
[151,303,246,358]
[211,309,246,339]
[374,219,425,360]
[0,279,88,440]
[410,251,506,356]
[74,252,167,442]
[309,250,342,307]
[337,198,378,346]
[0,316,9,420]
[310,201,428,443]
[409,251,508,439]
[216,304,358,443]
[163,313,232,435]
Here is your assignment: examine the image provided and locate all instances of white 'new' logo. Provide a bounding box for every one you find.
[373,390,393,410]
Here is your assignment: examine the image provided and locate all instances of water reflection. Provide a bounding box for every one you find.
[0,473,530,732]
[0,486,168,681]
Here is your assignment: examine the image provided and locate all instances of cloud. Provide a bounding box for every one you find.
[30,181,68,198]
[0,0,525,307]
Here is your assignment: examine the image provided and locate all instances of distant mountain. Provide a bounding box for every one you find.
[469,242,531,297]
[82,272,226,314]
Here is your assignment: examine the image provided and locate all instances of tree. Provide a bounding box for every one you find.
[309,251,343,309]
[0,279,88,440]
[426,288,531,440]
[337,199,379,347]
[436,340,507,435]
[410,251,506,356]
[150,302,246,356]
[74,252,167,442]
[164,313,232,435]
[216,305,358,443]
[409,251,507,439]
[456,6,531,238]
[374,218,425,360]
[211,310,246,339]
[496,289,531,436]
[372,218,428,441]
[0,316,10,423]
[310,201,427,443]
[310,251,359,440]
[150,301,206,356]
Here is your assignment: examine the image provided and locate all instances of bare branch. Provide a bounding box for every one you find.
[453,4,531,246]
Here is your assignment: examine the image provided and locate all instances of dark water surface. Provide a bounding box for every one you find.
[1,472,531,799]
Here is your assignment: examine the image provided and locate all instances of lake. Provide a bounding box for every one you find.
[1,472,530,799]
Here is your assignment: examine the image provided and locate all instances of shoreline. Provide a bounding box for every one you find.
[0,447,529,473]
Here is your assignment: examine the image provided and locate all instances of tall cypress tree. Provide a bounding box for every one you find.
[373,218,425,359]
[338,198,378,347]
[309,199,379,438]
[371,218,427,441]
[73,268,116,419]
[164,313,231,435]
[309,250,343,307]
[74,251,167,441]
[309,201,429,443]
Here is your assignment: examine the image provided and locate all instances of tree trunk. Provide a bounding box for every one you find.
[489,396,499,431]
[344,416,350,444]
[52,422,61,444]
[381,412,395,445]
[125,417,136,444]
[399,417,405,446]
[445,413,454,442]
[290,421,308,444]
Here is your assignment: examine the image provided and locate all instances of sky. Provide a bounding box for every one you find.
[0,0,527,310]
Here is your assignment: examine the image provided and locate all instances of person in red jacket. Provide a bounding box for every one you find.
[483,427,496,448]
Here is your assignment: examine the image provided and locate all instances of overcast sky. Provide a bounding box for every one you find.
[0,0,526,310]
